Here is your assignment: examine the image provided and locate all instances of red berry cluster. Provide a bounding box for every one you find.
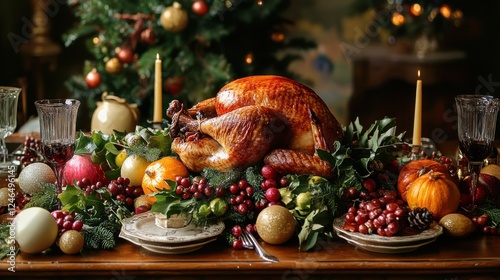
[228,179,255,215]
[257,165,289,209]
[107,177,144,209]
[17,136,44,166]
[230,224,256,249]
[76,177,144,209]
[175,176,215,200]
[51,210,84,235]
[472,213,499,235]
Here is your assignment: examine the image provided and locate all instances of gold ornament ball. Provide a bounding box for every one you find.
[255,205,296,245]
[160,2,189,32]
[105,57,123,74]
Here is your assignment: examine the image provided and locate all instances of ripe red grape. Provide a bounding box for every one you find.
[362,178,377,193]
[265,187,281,202]
[261,165,278,180]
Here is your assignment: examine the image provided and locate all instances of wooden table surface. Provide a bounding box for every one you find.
[1,231,499,279]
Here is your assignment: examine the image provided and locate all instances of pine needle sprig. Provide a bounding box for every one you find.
[24,183,59,212]
[82,220,120,250]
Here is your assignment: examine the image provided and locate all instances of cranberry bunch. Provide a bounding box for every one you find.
[228,179,255,215]
[256,165,289,209]
[51,210,84,235]
[17,136,43,166]
[76,176,144,209]
[230,224,256,249]
[472,213,499,235]
[175,176,217,200]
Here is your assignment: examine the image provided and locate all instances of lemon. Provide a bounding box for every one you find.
[120,155,150,187]
[439,213,476,238]
[115,150,127,168]
[255,205,296,245]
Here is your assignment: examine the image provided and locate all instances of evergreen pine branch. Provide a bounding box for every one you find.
[24,183,59,212]
[83,220,120,250]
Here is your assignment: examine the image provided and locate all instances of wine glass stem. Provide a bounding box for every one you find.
[53,163,66,193]
[468,162,483,204]
[0,137,7,163]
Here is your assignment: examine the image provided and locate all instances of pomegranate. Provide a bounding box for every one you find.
[63,154,108,186]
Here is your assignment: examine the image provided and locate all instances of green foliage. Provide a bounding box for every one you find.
[58,184,133,250]
[64,0,316,120]
[319,117,406,192]
[74,125,172,180]
[24,183,60,212]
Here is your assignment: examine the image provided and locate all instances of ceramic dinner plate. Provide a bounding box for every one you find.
[333,217,442,253]
[120,211,224,244]
[119,230,218,254]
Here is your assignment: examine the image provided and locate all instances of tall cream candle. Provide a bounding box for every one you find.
[153,53,162,123]
[412,70,422,146]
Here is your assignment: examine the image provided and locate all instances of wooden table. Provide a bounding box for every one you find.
[1,232,499,279]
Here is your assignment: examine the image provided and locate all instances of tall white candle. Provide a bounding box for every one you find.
[153,53,162,123]
[413,70,422,146]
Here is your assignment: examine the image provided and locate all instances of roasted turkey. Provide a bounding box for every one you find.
[166,75,343,177]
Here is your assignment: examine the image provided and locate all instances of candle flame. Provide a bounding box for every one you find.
[417,70,421,78]
[156,53,160,60]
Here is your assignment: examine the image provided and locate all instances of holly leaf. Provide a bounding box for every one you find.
[75,131,97,154]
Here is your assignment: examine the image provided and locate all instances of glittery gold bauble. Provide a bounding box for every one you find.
[255,205,296,245]
[105,57,123,74]
[160,2,188,32]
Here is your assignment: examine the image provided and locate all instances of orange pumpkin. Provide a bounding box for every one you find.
[406,170,460,220]
[397,159,450,201]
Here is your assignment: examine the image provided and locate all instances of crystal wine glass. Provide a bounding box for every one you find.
[456,95,500,204]
[0,87,21,166]
[35,99,80,193]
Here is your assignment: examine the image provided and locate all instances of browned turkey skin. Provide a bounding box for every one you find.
[167,75,343,178]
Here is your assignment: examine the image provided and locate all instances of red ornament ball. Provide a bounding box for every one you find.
[140,28,156,45]
[165,76,184,95]
[192,0,208,16]
[85,69,101,88]
[117,48,134,64]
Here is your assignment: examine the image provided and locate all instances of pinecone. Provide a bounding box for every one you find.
[407,207,434,230]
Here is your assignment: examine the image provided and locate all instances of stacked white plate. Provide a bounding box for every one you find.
[333,217,443,254]
[120,212,224,254]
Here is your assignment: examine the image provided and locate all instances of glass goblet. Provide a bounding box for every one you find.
[35,99,80,193]
[456,95,500,204]
[0,87,21,166]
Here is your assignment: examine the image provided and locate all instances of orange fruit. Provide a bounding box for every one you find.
[142,157,189,203]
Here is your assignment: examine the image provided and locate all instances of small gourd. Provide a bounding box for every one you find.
[406,170,460,221]
[397,159,451,201]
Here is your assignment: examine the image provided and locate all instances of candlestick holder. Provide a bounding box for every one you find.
[147,119,163,130]
[410,144,422,161]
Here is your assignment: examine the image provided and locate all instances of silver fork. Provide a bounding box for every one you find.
[241,228,279,263]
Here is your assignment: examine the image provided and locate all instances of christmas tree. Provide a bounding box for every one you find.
[64,0,316,122]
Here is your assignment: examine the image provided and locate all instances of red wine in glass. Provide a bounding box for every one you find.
[459,140,493,162]
[43,143,75,165]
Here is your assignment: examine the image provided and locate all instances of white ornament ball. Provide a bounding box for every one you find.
[14,207,58,254]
